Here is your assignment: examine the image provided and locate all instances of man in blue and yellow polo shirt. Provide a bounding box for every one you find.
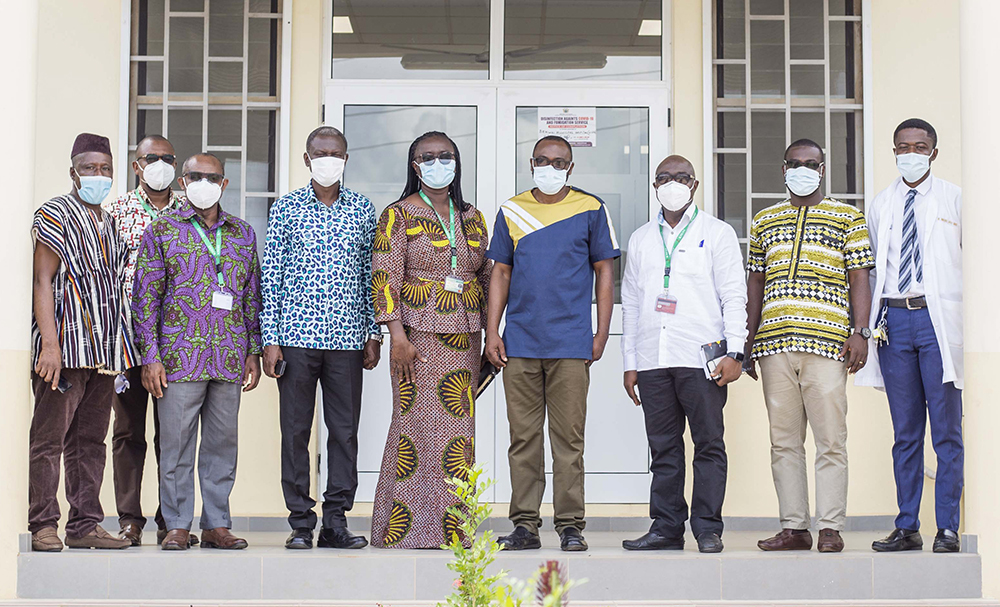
[485,135,619,552]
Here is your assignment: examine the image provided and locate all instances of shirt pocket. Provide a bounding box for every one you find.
[672,245,708,276]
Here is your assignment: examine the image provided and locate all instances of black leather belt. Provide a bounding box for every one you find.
[885,296,927,310]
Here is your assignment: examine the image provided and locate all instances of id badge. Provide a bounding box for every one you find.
[444,275,464,294]
[655,292,678,314]
[212,291,234,311]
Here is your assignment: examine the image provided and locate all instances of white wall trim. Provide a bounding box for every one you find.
[702,0,715,214]
[322,0,332,84]
[117,0,131,195]
[663,0,673,153]
[278,0,293,196]
[861,0,874,204]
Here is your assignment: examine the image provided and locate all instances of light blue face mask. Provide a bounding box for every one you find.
[417,159,456,190]
[75,174,114,205]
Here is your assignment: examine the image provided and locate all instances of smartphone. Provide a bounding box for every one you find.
[274,359,287,377]
[57,376,72,393]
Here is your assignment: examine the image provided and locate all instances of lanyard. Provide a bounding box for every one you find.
[139,196,160,220]
[658,207,699,291]
[418,190,458,272]
[191,220,225,289]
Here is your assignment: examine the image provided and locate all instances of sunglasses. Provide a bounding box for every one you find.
[139,153,176,165]
[414,152,455,167]
[784,160,824,171]
[532,157,571,171]
[654,172,694,186]
[183,171,225,184]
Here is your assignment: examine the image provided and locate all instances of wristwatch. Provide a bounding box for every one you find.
[854,327,872,339]
[727,351,745,362]
[368,333,384,344]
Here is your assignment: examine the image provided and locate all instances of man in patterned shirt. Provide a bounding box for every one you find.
[260,126,381,550]
[132,153,262,551]
[103,135,185,546]
[745,139,873,554]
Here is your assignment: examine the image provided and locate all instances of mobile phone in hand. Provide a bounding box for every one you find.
[274,359,287,377]
[57,376,72,393]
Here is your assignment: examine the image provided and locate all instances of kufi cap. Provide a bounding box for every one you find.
[71,133,112,158]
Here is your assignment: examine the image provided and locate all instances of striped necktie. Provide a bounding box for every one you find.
[898,188,922,293]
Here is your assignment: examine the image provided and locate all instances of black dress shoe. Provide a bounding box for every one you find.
[317,527,368,549]
[623,531,684,551]
[559,528,588,552]
[497,526,541,550]
[872,528,923,552]
[285,528,314,549]
[697,532,724,553]
[933,529,960,553]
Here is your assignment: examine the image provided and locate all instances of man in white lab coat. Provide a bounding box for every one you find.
[857,119,964,554]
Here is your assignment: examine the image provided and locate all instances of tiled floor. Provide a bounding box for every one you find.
[16,530,982,603]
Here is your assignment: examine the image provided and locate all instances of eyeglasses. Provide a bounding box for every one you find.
[784,160,824,171]
[183,171,225,184]
[532,157,571,171]
[139,153,176,165]
[654,172,694,187]
[414,152,455,166]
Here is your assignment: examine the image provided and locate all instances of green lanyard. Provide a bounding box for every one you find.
[658,207,699,291]
[418,190,458,272]
[191,220,225,289]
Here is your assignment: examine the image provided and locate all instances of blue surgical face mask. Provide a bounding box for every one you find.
[417,159,456,190]
[75,173,114,205]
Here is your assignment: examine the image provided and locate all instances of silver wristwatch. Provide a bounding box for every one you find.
[368,333,384,344]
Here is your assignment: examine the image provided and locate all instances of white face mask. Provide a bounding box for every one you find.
[784,166,823,197]
[139,160,176,192]
[896,152,931,183]
[532,165,569,196]
[185,179,223,209]
[656,181,693,212]
[309,155,346,188]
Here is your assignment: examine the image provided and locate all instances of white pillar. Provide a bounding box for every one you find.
[960,0,1000,597]
[0,0,39,598]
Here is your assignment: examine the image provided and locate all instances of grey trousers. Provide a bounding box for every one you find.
[157,379,241,531]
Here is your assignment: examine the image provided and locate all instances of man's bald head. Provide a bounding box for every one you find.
[655,155,696,178]
[136,135,174,158]
[182,153,225,176]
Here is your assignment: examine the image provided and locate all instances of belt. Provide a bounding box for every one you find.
[885,296,927,310]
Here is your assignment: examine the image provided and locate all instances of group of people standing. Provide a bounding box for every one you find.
[28,117,963,559]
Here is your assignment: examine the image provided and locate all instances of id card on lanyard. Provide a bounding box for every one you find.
[419,191,464,294]
[655,207,698,314]
[192,220,232,311]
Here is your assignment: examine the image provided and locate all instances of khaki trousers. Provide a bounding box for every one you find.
[503,357,589,534]
[759,351,848,531]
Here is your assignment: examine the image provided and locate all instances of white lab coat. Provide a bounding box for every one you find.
[855,175,964,390]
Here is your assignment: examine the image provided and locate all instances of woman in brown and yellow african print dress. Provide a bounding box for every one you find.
[370,131,492,549]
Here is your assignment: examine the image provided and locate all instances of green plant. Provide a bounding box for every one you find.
[498,560,583,607]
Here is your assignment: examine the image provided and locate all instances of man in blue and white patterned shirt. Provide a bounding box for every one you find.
[261,126,382,551]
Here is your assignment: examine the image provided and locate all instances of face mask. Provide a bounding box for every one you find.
[656,182,693,212]
[418,159,456,190]
[309,156,346,188]
[532,165,569,196]
[784,166,822,197]
[896,152,931,183]
[75,174,113,205]
[139,160,176,192]
[185,179,223,209]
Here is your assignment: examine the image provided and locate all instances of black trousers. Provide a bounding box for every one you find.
[278,347,364,530]
[636,367,727,538]
[111,365,165,529]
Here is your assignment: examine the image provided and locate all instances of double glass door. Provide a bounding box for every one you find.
[323,82,669,503]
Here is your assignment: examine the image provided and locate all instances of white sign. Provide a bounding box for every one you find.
[537,107,597,148]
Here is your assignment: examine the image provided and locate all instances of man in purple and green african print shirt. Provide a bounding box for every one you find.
[132,153,262,551]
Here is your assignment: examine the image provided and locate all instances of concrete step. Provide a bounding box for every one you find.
[16,530,983,603]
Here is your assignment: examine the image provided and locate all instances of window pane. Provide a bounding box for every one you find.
[717,153,747,238]
[790,111,824,148]
[208,61,243,94]
[133,60,164,95]
[750,21,784,98]
[830,21,861,99]
[167,109,203,169]
[247,110,277,193]
[829,0,861,16]
[343,105,478,215]
[789,0,823,60]
[333,0,490,80]
[172,0,203,11]
[717,111,746,148]
[216,151,243,214]
[131,109,164,147]
[717,64,746,98]
[250,0,280,12]
[248,17,279,96]
[207,109,242,147]
[830,111,862,196]
[790,64,824,97]
[168,17,204,94]
[750,111,785,194]
[749,0,783,15]
[209,0,244,57]
[245,197,274,257]
[504,0,661,81]
[716,0,745,60]
[133,0,165,56]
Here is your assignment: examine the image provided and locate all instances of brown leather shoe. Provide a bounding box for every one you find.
[161,529,190,551]
[119,522,143,546]
[758,529,813,551]
[65,526,131,550]
[31,527,63,552]
[200,527,248,550]
[817,528,845,553]
[157,528,199,547]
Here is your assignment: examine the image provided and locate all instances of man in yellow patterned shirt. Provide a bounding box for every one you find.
[744,139,873,554]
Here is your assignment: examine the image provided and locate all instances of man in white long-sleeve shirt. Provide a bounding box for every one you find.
[620,155,747,554]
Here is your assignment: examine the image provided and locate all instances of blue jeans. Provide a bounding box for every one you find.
[878,306,963,532]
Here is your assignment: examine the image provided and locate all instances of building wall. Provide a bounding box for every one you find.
[0,0,980,599]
